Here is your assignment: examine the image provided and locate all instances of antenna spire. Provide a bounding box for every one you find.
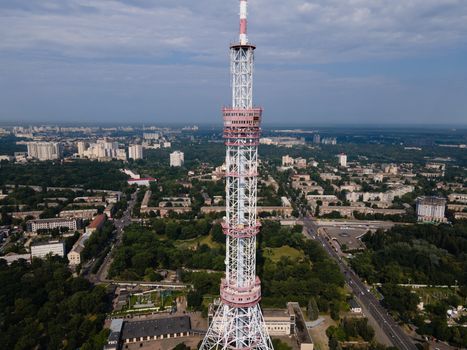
[239,0,248,45]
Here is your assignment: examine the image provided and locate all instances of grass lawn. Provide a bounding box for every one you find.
[175,234,221,249]
[263,245,304,262]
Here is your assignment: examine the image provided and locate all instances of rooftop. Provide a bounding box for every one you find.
[121,316,191,340]
[31,240,63,247]
[417,196,447,205]
[128,177,156,182]
[88,214,106,229]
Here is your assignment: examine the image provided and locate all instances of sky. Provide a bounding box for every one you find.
[0,0,466,125]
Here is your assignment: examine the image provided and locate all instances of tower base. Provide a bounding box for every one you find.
[200,302,273,350]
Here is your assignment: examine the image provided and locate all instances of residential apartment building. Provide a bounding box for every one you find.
[128,144,143,160]
[27,142,62,161]
[416,196,446,222]
[337,153,347,167]
[27,218,81,233]
[170,151,184,167]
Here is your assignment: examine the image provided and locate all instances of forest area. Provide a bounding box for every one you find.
[351,223,467,347]
[0,258,111,350]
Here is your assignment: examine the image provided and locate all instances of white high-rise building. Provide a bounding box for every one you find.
[170,151,184,167]
[77,141,87,156]
[82,139,122,160]
[128,144,143,160]
[116,148,127,161]
[27,142,62,161]
[338,153,347,167]
[416,196,446,222]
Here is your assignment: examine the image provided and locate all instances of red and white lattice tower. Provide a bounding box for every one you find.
[200,1,273,349]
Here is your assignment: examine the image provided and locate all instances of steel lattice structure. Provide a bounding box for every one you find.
[200,1,273,349]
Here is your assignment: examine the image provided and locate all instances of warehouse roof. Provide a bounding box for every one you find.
[121,316,191,340]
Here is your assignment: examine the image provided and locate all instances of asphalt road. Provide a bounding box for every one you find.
[89,190,139,283]
[303,216,419,350]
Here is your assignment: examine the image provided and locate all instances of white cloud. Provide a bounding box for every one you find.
[0,0,466,64]
[0,0,466,123]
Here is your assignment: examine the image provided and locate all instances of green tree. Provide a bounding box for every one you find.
[307,297,319,321]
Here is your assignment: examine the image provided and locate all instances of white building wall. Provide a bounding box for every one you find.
[129,144,143,160]
[170,151,184,167]
[31,242,65,258]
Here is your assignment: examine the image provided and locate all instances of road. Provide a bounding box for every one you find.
[89,190,139,283]
[303,216,419,350]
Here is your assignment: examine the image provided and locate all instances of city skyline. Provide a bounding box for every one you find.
[0,0,467,125]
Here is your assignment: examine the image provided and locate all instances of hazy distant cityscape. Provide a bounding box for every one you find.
[0,122,466,350]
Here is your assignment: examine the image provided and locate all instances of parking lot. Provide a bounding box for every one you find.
[322,226,368,251]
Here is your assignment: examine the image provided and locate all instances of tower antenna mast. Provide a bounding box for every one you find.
[200,1,273,349]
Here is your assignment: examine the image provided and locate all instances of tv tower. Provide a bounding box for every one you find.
[200,1,273,349]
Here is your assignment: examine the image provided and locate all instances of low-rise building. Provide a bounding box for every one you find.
[320,206,406,218]
[67,243,85,266]
[104,319,123,350]
[86,214,106,234]
[30,241,65,259]
[346,185,414,203]
[60,209,98,220]
[263,306,295,336]
[320,173,341,182]
[384,164,398,175]
[201,206,293,217]
[11,211,43,220]
[127,177,156,187]
[1,253,31,265]
[448,193,467,204]
[27,218,81,233]
[295,157,307,169]
[454,212,467,221]
[120,316,192,345]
